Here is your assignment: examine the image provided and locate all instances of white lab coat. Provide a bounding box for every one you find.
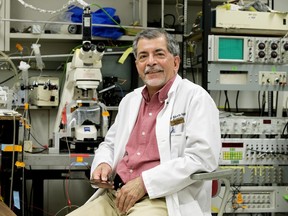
[88,74,221,216]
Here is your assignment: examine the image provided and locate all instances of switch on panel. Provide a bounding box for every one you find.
[259,71,287,86]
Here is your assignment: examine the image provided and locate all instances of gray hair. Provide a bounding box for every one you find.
[132,29,180,58]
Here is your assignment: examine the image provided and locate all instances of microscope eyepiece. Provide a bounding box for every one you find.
[82,41,92,52]
[96,42,105,53]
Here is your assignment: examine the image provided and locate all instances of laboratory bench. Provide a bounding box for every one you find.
[23,151,94,216]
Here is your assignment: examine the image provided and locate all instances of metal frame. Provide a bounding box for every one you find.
[190,168,233,216]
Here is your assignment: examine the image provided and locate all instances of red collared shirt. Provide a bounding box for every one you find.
[116,76,176,183]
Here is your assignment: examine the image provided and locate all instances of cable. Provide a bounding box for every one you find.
[115,83,124,98]
[281,121,288,137]
[0,51,18,78]
[267,91,273,117]
[175,0,185,26]
[29,133,47,149]
[65,171,72,208]
[16,0,87,14]
[224,90,230,112]
[275,91,279,117]
[0,50,19,88]
[24,148,47,154]
[9,114,17,208]
[257,91,261,116]
[90,3,126,32]
[54,205,79,216]
[28,165,33,216]
[90,3,167,34]
[21,119,25,216]
[0,69,22,85]
[235,91,240,113]
[189,51,196,83]
[62,160,90,215]
[285,96,288,117]
[261,91,266,116]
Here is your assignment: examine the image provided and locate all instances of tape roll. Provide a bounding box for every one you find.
[68,25,78,34]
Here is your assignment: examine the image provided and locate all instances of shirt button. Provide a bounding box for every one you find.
[149,112,152,116]
[142,131,145,135]
[129,169,133,173]
[137,152,141,156]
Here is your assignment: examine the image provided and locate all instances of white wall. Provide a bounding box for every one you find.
[274,0,288,11]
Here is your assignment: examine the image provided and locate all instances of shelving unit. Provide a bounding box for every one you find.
[189,2,288,215]
[183,0,277,89]
[9,33,136,41]
[1,0,149,53]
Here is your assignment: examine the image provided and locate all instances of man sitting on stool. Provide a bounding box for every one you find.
[67,28,221,216]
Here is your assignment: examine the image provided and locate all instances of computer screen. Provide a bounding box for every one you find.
[100,51,138,105]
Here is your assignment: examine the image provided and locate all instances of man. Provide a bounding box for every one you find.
[67,29,221,216]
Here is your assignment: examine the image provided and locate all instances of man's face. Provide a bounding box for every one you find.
[135,36,180,95]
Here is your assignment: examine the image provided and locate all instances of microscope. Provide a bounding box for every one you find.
[51,6,108,154]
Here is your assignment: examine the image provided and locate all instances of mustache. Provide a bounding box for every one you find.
[144,66,164,74]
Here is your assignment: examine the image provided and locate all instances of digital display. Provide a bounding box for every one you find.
[263,119,272,124]
[218,38,244,60]
[222,142,244,148]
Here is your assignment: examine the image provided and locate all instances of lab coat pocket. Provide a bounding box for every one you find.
[170,132,185,158]
[179,200,204,216]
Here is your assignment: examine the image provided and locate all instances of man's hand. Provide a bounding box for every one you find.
[91,163,113,189]
[115,176,147,213]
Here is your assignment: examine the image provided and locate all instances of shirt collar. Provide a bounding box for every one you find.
[141,75,177,103]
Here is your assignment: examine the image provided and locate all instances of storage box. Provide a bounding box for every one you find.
[215,8,288,31]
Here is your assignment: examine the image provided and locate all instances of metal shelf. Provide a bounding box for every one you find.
[148,0,226,5]
[9,33,135,41]
[210,27,288,37]
[184,28,288,42]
